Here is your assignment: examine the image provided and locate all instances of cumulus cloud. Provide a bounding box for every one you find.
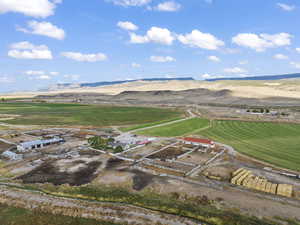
[224,67,247,74]
[117,21,138,31]
[178,30,224,50]
[61,52,107,62]
[296,48,300,53]
[150,55,175,62]
[239,60,248,65]
[290,62,300,69]
[25,70,45,75]
[131,62,141,68]
[110,0,151,7]
[277,3,295,11]
[0,75,14,83]
[17,21,65,40]
[64,74,80,81]
[130,27,175,45]
[155,1,181,12]
[232,33,292,52]
[8,41,53,59]
[0,0,62,18]
[273,54,288,60]
[25,70,58,80]
[207,55,220,62]
[201,73,225,80]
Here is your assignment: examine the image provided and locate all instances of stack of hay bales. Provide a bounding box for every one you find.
[277,184,293,198]
[231,168,293,198]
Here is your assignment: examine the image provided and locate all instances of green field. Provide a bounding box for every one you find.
[198,120,300,171]
[120,116,183,132]
[0,204,120,225]
[137,118,210,137]
[0,103,181,126]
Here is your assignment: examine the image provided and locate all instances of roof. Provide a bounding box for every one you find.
[19,138,63,148]
[183,137,213,145]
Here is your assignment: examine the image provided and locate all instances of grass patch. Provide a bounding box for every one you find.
[0,102,181,127]
[198,120,300,171]
[137,118,210,137]
[32,184,278,225]
[120,116,183,132]
[0,203,120,225]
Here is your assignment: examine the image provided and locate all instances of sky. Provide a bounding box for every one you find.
[0,0,300,92]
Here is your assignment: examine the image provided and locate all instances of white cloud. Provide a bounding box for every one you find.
[8,41,53,59]
[0,0,61,18]
[0,75,14,83]
[24,70,58,80]
[117,21,138,31]
[232,33,292,52]
[130,27,175,45]
[207,55,220,62]
[50,71,59,76]
[110,0,151,7]
[201,73,224,80]
[61,52,107,62]
[178,30,224,50]
[239,60,248,65]
[273,54,288,60]
[224,67,247,74]
[204,0,213,4]
[38,75,51,80]
[17,21,65,40]
[25,70,45,75]
[290,62,300,69]
[150,55,176,62]
[155,1,181,12]
[131,62,141,68]
[277,3,295,11]
[64,74,80,81]
[296,48,300,53]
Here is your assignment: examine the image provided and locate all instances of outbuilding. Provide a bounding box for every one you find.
[17,138,64,152]
[182,137,215,148]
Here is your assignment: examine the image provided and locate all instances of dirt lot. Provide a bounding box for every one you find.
[147,147,188,160]
[18,157,103,186]
[0,141,14,153]
[178,151,213,165]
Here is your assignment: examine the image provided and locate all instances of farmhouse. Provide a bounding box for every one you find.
[17,138,64,152]
[182,137,215,148]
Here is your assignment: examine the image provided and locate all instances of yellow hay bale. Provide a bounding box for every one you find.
[236,171,252,185]
[232,168,244,176]
[231,169,247,184]
[271,184,278,194]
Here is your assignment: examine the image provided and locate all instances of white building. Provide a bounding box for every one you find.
[2,150,22,160]
[17,138,64,152]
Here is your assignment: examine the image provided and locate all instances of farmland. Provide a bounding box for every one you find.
[0,203,120,225]
[120,116,183,132]
[198,120,300,171]
[137,118,210,137]
[0,103,181,127]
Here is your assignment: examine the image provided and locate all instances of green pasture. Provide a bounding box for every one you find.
[0,103,181,127]
[198,120,300,171]
[137,118,210,137]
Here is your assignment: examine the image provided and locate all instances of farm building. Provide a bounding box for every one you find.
[1,150,22,160]
[182,137,215,148]
[17,138,64,152]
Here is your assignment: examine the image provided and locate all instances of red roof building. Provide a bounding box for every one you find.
[182,137,214,146]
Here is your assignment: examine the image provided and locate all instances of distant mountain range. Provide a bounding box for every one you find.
[51,77,194,90]
[206,73,300,81]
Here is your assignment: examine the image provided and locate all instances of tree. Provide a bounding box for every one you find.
[113,146,123,153]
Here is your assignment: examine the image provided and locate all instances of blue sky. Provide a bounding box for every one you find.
[0,0,300,92]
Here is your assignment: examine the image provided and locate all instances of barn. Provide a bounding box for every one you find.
[182,137,215,148]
